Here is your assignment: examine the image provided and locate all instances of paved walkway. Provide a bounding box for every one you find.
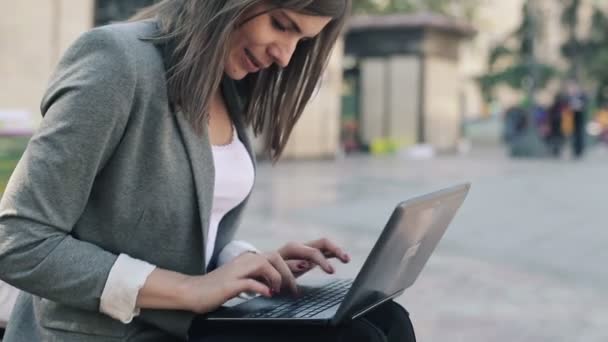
[237,146,608,342]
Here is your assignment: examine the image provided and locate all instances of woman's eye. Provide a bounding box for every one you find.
[271,17,287,32]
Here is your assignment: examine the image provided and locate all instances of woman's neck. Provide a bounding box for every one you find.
[207,89,234,146]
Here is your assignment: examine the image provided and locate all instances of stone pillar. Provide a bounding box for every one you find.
[424,56,461,150]
[360,58,386,146]
[387,56,420,146]
[359,56,420,148]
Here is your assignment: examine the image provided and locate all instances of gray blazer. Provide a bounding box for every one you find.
[0,20,255,341]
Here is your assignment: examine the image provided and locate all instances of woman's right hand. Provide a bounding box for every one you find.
[180,251,297,314]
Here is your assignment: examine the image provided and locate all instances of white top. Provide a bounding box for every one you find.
[206,126,256,267]
[99,127,257,323]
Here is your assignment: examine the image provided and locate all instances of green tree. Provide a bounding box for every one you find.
[586,8,608,104]
[560,0,583,79]
[478,1,556,102]
[560,2,608,104]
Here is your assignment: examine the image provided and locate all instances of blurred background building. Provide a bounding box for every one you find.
[1,0,608,161]
[0,0,344,159]
[2,3,608,340]
[343,13,475,152]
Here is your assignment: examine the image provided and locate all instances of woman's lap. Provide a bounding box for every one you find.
[363,301,416,341]
[190,301,415,342]
[197,323,341,342]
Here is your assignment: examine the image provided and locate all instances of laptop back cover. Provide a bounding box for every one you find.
[331,183,470,324]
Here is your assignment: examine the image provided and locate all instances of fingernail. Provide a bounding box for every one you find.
[297,262,308,270]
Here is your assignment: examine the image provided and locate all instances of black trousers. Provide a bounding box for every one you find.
[189,301,416,342]
[572,110,585,157]
[0,327,4,340]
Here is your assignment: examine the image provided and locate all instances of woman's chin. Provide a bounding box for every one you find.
[224,67,249,81]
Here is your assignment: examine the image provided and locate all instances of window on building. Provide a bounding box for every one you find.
[95,0,160,26]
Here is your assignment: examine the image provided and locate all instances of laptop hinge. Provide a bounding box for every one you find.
[350,290,404,320]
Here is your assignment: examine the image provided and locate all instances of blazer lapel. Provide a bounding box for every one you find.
[173,111,214,270]
[170,76,256,272]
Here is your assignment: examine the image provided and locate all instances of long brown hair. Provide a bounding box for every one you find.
[132,0,350,161]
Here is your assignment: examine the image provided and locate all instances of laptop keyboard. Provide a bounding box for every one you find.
[246,279,353,319]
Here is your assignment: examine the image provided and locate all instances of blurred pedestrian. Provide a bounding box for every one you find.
[546,93,567,157]
[566,80,589,158]
[595,103,608,144]
[0,1,416,342]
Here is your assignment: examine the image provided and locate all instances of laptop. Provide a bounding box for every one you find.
[206,183,470,326]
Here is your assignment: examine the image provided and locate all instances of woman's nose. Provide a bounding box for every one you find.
[268,39,298,68]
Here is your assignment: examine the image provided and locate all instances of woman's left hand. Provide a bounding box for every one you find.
[277,238,351,278]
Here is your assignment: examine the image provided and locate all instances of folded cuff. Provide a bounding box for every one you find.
[100,254,156,323]
[217,240,260,267]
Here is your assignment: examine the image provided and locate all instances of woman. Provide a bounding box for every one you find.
[0,1,416,341]
[546,93,566,157]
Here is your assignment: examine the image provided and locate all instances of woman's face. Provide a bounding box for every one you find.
[225,3,333,80]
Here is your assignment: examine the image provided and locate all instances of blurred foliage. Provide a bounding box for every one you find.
[560,0,585,82]
[352,0,480,20]
[0,137,29,193]
[564,2,608,105]
[479,0,608,106]
[478,1,557,102]
[478,63,556,99]
[95,0,159,26]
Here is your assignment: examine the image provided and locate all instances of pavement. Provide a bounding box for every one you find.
[236,145,608,342]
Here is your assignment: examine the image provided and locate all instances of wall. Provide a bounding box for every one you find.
[282,40,344,159]
[0,0,94,130]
